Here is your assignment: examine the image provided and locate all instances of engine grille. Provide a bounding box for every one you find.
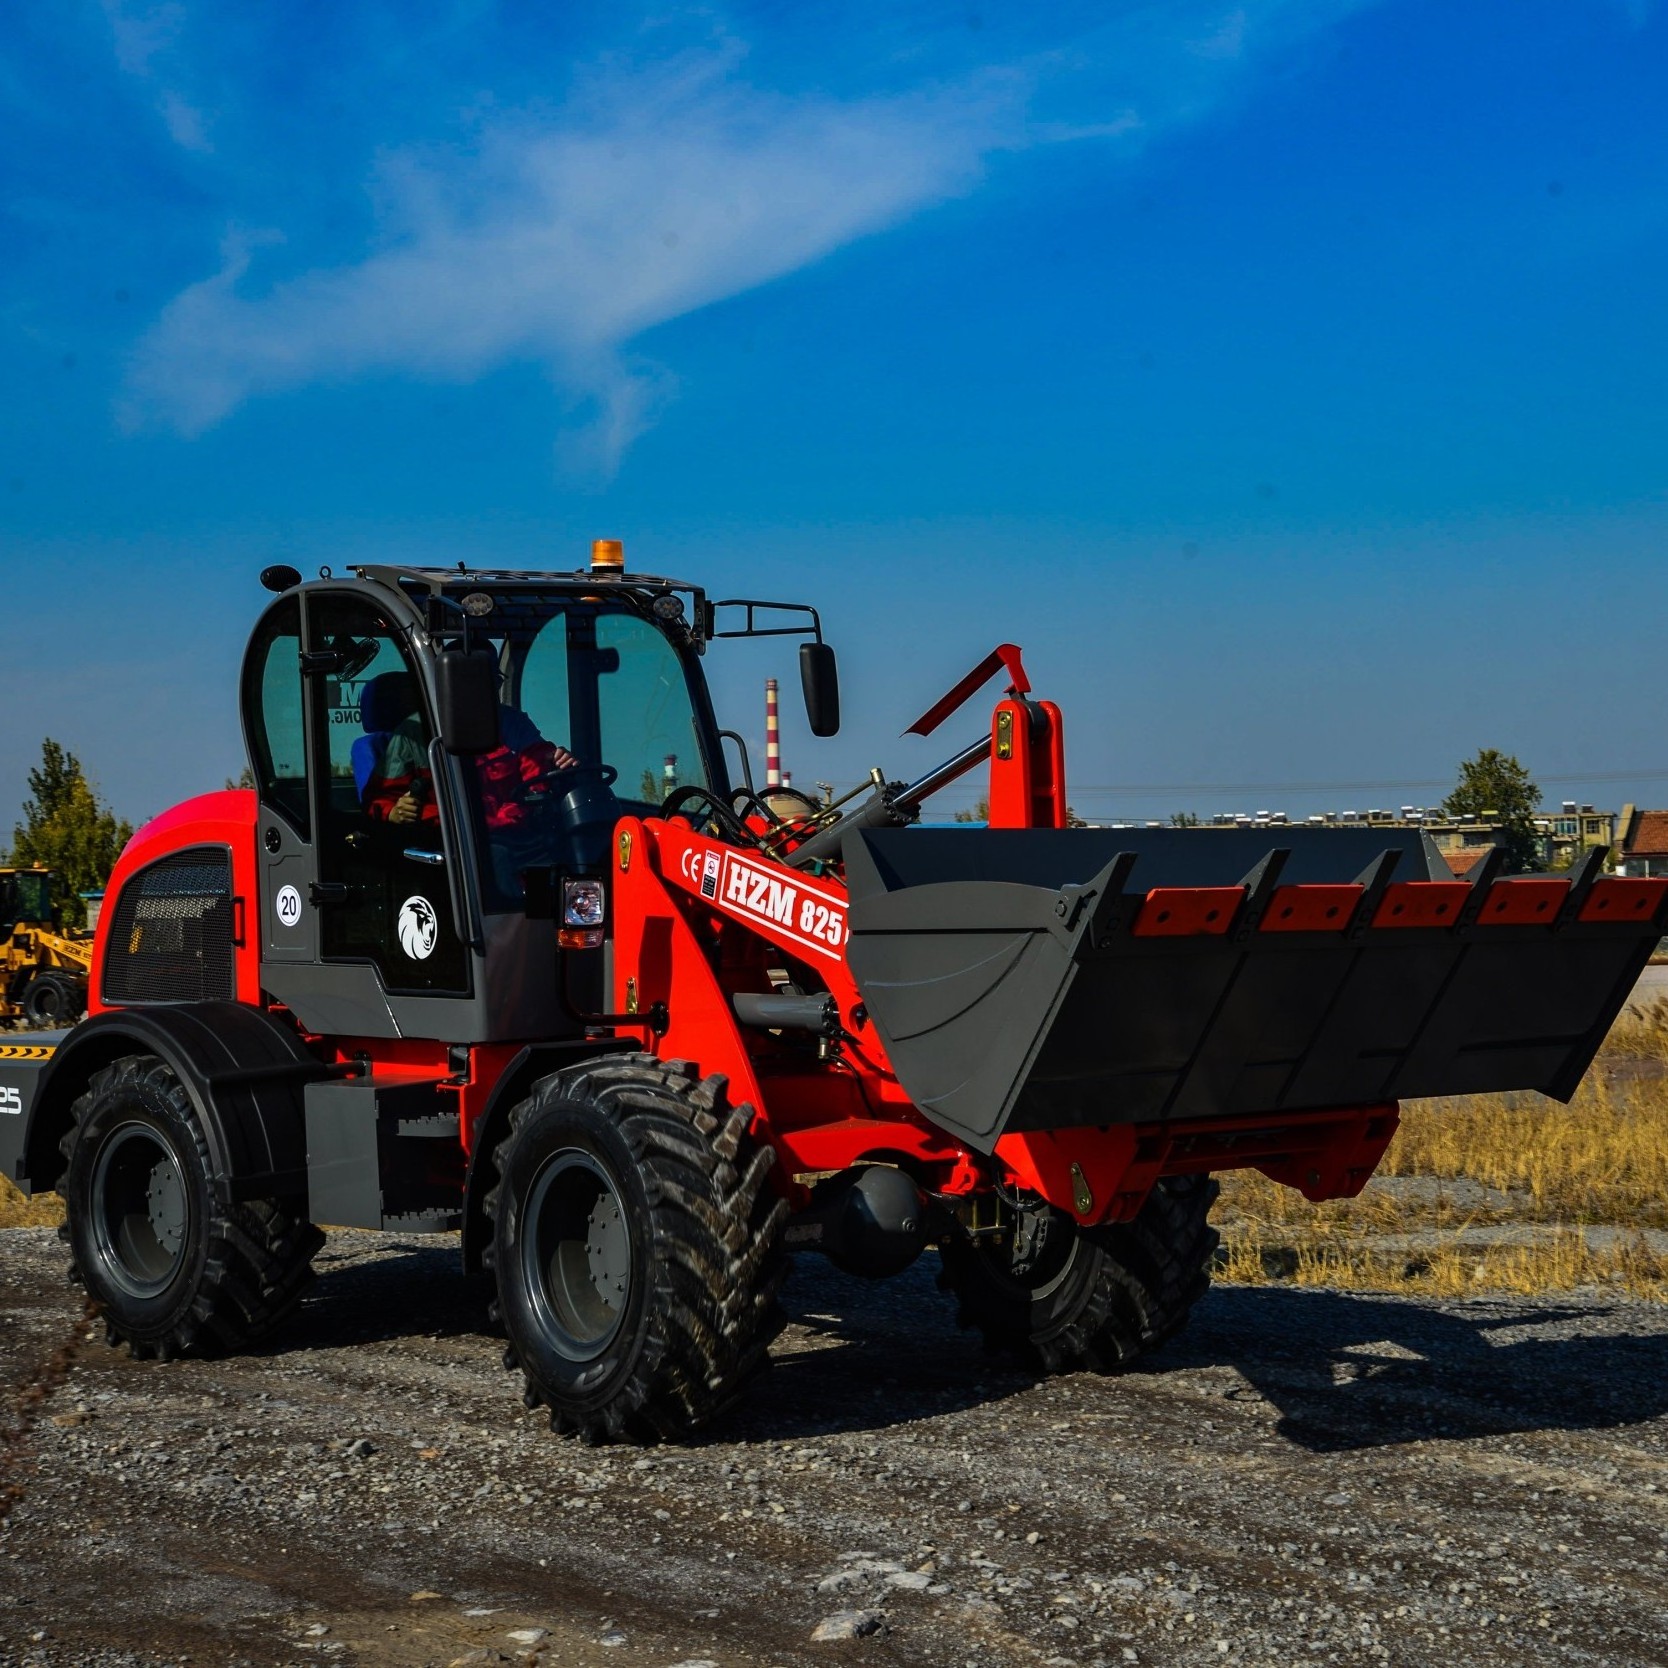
[102,847,236,1006]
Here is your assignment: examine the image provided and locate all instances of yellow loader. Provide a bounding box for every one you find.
[1,868,90,1026]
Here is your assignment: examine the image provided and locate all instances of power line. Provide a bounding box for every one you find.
[922,768,1668,800]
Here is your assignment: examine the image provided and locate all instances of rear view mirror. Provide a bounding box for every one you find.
[437,649,501,755]
[800,642,840,738]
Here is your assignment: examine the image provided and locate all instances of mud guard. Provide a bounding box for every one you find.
[13,1003,323,1200]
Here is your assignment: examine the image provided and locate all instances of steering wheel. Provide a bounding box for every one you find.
[545,762,618,792]
[538,763,620,869]
[661,784,767,848]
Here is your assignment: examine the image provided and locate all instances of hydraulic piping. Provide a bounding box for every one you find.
[785,734,992,869]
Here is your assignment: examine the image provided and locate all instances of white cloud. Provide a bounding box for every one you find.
[101,0,184,77]
[120,5,1380,474]
[1191,8,1251,59]
[159,87,211,153]
[123,46,1021,471]
[101,0,213,152]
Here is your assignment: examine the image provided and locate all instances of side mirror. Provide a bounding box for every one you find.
[800,641,840,738]
[437,649,501,755]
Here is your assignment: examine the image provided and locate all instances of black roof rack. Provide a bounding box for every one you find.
[352,563,707,596]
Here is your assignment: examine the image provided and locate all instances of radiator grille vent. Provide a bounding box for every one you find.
[102,848,235,1006]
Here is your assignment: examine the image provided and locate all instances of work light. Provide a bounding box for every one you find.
[559,878,606,949]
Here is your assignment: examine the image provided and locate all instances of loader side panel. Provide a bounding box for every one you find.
[0,1038,60,1190]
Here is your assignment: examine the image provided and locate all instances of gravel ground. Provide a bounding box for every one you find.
[5,1225,1668,1668]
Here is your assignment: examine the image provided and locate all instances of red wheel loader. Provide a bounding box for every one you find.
[3,542,1664,1442]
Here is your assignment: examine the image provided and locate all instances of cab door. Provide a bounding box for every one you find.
[303,593,469,996]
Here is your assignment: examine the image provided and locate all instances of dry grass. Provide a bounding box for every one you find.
[1214,1217,1668,1299]
[1597,998,1668,1064]
[1381,1080,1668,1225]
[1217,1004,1668,1297]
[0,1176,61,1230]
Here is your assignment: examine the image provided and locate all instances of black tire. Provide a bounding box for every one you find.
[22,972,83,1027]
[485,1054,787,1443]
[59,1054,323,1360]
[939,1175,1220,1372]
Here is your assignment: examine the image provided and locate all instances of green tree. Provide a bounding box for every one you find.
[1443,748,1541,873]
[953,797,991,824]
[1170,811,1201,828]
[8,740,133,929]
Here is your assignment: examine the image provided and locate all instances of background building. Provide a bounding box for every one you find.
[1097,803,1622,873]
[1615,807,1668,878]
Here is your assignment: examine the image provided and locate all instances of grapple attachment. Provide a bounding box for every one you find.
[843,827,1668,1154]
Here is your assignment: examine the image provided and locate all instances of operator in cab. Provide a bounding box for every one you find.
[356,671,580,893]
[365,715,577,830]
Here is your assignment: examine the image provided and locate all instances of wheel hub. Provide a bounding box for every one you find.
[146,1158,186,1258]
[585,1189,629,1307]
[90,1122,190,1299]
[522,1149,633,1363]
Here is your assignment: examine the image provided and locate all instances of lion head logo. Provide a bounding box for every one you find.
[397,895,438,960]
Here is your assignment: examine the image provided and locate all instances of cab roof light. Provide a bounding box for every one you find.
[591,538,625,574]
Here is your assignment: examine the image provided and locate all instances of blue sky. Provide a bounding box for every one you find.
[2,0,1666,829]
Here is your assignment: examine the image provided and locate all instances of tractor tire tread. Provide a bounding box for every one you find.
[62,1054,320,1360]
[487,1053,786,1444]
[941,1174,1219,1375]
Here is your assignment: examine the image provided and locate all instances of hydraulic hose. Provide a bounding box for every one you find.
[786,734,992,870]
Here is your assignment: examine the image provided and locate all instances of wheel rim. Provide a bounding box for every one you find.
[90,1121,190,1299]
[521,1148,633,1363]
[978,1212,1081,1302]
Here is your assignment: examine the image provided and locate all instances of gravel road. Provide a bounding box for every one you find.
[5,1225,1668,1668]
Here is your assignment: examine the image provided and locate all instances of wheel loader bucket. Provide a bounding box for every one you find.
[842,827,1668,1154]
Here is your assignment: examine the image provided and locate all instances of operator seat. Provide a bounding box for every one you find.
[351,672,420,802]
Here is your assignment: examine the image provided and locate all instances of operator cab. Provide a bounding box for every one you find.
[238,549,832,1046]
[0,870,53,932]
[446,592,717,907]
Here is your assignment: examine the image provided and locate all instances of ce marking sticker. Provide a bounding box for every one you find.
[679,846,723,901]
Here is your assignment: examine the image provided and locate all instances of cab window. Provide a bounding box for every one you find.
[516,607,710,810]
[595,612,710,808]
[461,601,715,910]
[244,595,310,838]
[12,872,51,923]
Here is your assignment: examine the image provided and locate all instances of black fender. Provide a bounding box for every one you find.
[460,1037,634,1273]
[23,1003,322,1202]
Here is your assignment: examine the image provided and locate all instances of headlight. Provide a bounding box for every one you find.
[562,878,606,928]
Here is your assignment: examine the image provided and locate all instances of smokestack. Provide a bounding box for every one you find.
[765,677,781,789]
[663,754,679,795]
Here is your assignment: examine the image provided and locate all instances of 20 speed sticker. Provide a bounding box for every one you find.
[717,852,846,958]
[275,884,303,929]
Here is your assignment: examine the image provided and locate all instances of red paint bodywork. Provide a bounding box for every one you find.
[91,790,266,1013]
